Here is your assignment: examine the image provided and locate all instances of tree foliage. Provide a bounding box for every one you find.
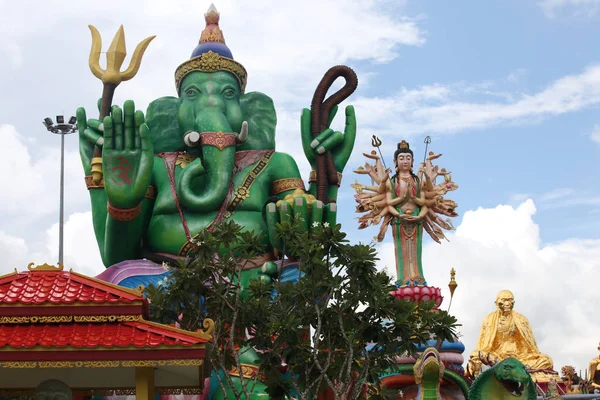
[146,220,459,399]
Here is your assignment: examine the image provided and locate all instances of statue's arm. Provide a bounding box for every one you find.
[103,196,154,265]
[300,105,356,203]
[266,152,336,250]
[87,185,155,267]
[415,180,428,218]
[101,157,159,265]
[269,152,306,199]
[77,101,155,267]
[100,103,155,266]
[589,358,600,382]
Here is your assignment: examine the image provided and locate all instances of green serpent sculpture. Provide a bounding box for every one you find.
[468,357,537,400]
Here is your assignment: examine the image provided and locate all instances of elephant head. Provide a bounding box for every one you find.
[145,70,277,212]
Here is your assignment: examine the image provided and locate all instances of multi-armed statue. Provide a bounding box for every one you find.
[352,138,468,397]
[78,5,358,397]
[352,138,459,305]
[78,4,357,277]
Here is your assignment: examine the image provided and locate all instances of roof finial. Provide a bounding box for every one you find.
[200,3,226,44]
[27,262,64,272]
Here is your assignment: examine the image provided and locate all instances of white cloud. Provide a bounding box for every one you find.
[353,63,600,137]
[45,212,104,277]
[375,199,600,374]
[0,125,90,226]
[0,231,31,275]
[540,188,577,202]
[0,211,103,278]
[536,187,600,209]
[0,0,425,114]
[509,192,532,207]
[539,0,600,17]
[591,124,600,144]
[506,68,528,83]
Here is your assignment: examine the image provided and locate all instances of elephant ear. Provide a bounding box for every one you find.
[146,96,185,153]
[238,91,276,151]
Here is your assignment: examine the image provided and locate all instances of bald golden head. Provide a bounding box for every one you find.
[496,290,514,301]
[495,290,515,313]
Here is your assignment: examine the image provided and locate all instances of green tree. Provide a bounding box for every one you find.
[146,221,458,399]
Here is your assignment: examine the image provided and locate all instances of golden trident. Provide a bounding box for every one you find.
[87,25,155,183]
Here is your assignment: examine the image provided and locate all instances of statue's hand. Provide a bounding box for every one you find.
[398,213,424,223]
[76,100,105,175]
[102,101,153,209]
[300,105,356,173]
[265,194,337,252]
[238,261,279,300]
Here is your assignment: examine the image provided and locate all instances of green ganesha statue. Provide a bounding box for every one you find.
[76,4,357,278]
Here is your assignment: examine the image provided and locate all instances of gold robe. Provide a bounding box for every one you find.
[589,356,600,389]
[470,310,553,372]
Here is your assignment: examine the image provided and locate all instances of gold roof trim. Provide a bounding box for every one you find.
[27,262,64,271]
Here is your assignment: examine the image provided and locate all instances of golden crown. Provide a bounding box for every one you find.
[399,140,410,149]
[175,51,248,93]
[174,5,247,93]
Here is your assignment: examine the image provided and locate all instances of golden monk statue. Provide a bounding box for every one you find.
[468,290,554,381]
[588,342,600,391]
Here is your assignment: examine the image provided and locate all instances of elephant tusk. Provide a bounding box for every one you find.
[183,131,201,147]
[236,121,248,144]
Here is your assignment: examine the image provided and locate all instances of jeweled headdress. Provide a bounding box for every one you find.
[174,4,248,93]
[394,139,414,161]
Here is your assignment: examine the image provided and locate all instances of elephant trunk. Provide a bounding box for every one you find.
[178,111,244,213]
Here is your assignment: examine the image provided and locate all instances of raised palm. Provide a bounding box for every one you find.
[101,101,153,209]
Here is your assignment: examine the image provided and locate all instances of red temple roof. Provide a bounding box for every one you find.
[0,264,142,306]
[0,263,211,365]
[0,320,204,349]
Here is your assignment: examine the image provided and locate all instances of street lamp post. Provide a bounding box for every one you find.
[43,115,77,265]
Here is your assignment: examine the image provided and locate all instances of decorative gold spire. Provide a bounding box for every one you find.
[200,3,226,44]
[448,267,457,295]
[204,3,220,25]
[447,267,458,311]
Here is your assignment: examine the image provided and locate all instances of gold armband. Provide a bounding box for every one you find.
[144,186,157,200]
[85,176,157,200]
[228,363,266,382]
[308,170,342,187]
[107,202,142,221]
[85,175,104,189]
[271,178,305,195]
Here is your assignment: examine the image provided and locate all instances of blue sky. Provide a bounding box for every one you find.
[338,0,600,245]
[0,0,599,376]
